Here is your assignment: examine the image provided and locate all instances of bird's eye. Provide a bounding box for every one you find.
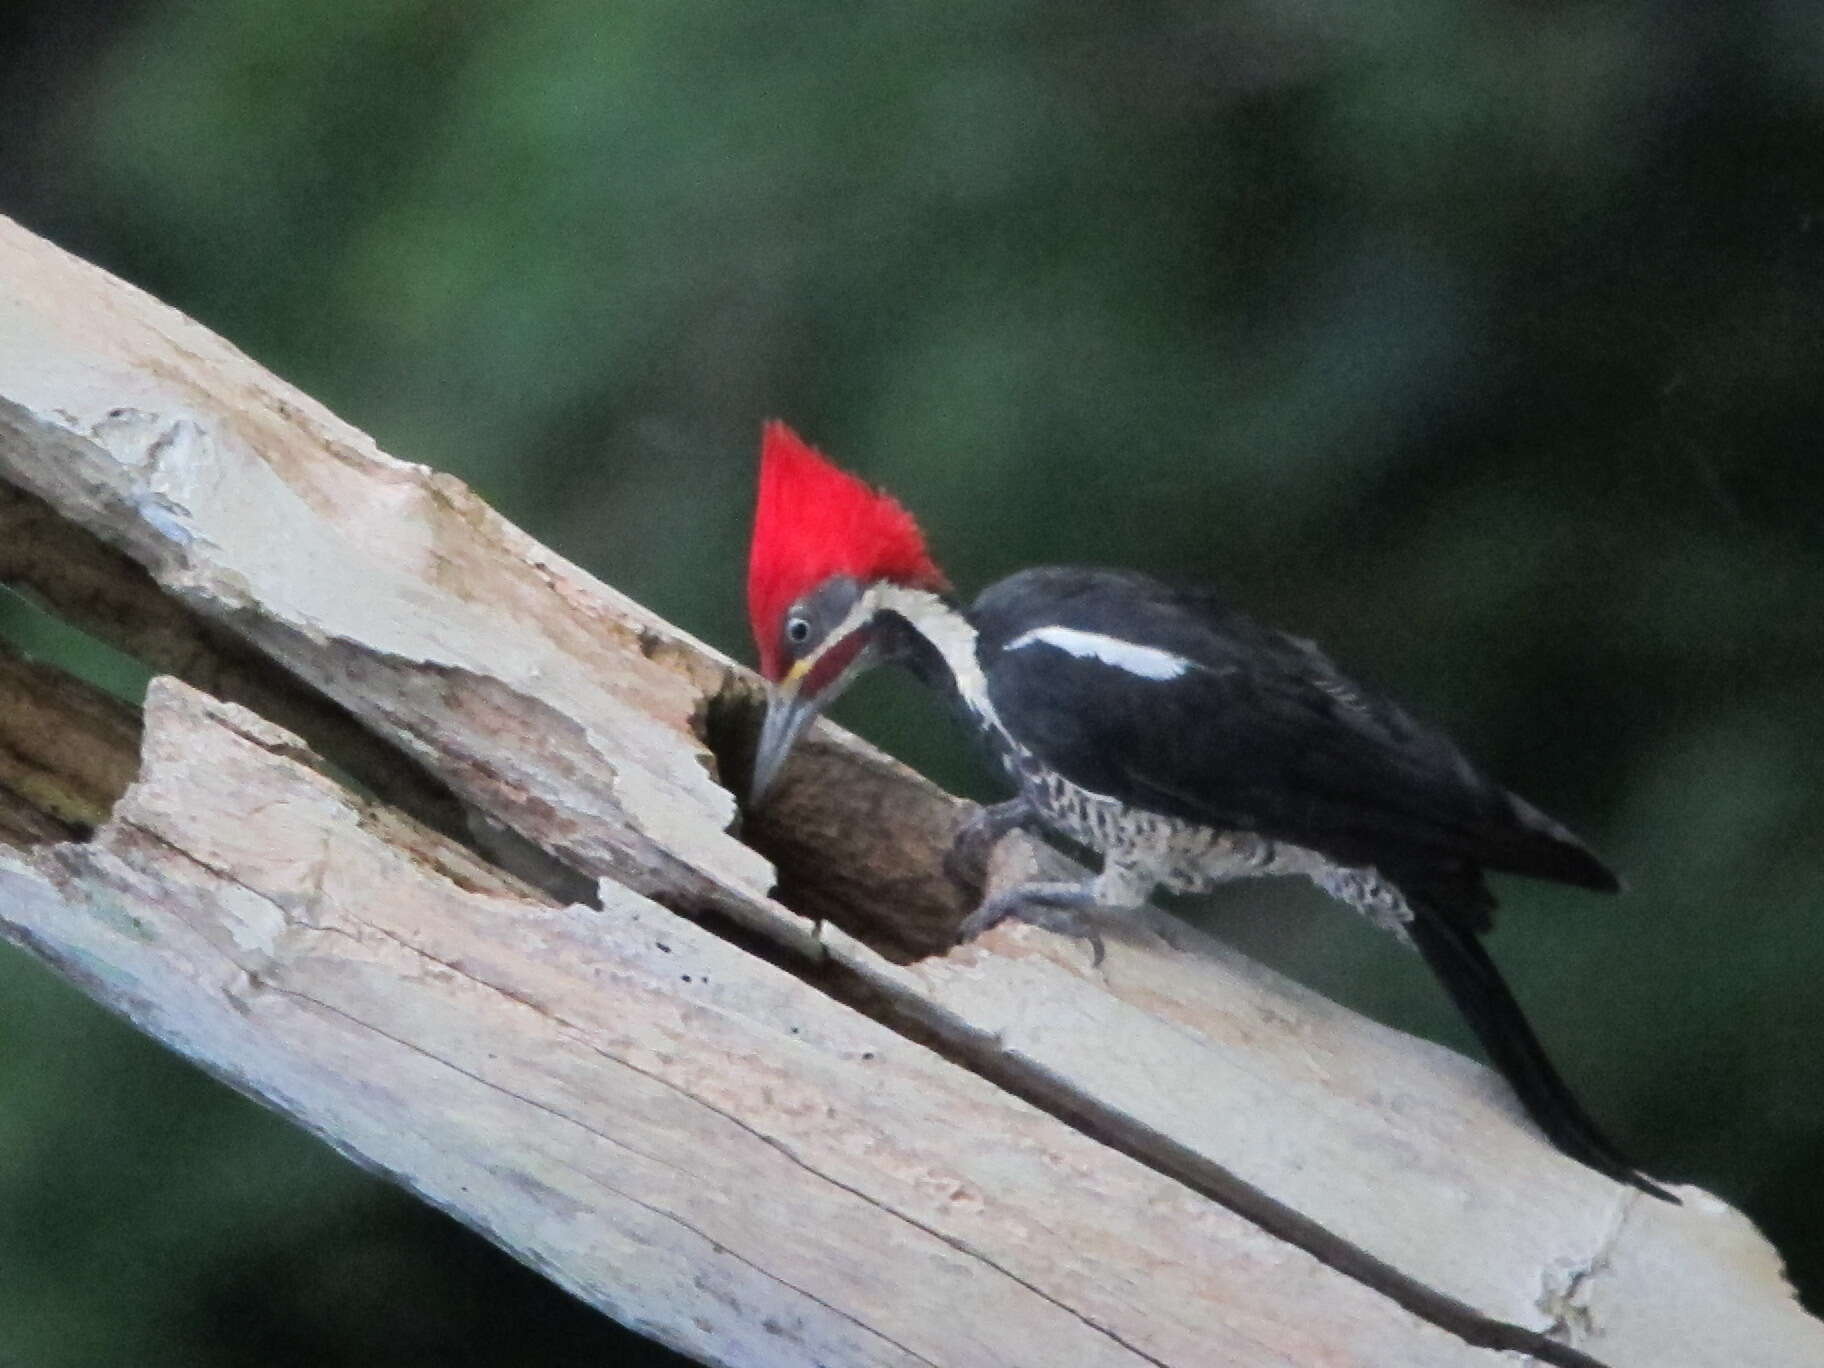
[785,615,812,645]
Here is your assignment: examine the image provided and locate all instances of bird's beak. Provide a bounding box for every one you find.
[749,631,877,805]
[751,667,820,805]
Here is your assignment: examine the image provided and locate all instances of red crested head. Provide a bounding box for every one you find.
[747,421,947,680]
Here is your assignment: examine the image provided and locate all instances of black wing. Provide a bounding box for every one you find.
[971,567,1618,896]
[973,568,1669,1198]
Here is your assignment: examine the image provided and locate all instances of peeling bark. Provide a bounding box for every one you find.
[2,212,1820,1368]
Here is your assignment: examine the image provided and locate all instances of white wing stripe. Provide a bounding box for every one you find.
[1006,626,1192,681]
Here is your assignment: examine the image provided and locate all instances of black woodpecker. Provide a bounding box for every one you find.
[745,421,1673,1202]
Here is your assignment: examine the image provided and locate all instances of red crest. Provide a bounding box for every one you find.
[747,422,947,679]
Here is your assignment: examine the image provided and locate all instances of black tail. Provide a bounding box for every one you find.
[1403,888,1676,1202]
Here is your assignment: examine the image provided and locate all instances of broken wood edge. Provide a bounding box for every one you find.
[2,669,1528,1368]
[0,477,477,846]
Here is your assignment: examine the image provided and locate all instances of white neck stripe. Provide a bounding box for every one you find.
[872,583,1002,729]
[1006,626,1193,681]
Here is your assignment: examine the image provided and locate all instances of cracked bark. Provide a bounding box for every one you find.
[1,211,1819,1368]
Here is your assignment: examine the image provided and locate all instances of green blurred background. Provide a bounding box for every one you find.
[2,3,1821,1364]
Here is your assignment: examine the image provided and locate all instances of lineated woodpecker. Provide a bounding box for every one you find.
[744,420,1672,1200]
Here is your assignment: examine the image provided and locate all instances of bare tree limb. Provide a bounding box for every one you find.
[1,212,1818,1367]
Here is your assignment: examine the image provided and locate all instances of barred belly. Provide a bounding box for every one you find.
[1012,755,1415,937]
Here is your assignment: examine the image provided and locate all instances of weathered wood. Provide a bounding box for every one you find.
[4,674,1502,1367]
[2,211,1819,1367]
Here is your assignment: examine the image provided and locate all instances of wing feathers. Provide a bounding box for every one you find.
[972,567,1617,892]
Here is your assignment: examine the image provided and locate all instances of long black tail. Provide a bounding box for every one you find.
[1403,893,1676,1201]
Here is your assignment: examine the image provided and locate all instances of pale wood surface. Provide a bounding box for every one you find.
[2,678,1498,1368]
[2,211,1819,1367]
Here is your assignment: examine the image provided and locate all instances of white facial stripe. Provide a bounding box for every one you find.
[1006,626,1193,681]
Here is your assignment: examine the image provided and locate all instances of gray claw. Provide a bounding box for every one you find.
[944,797,1037,890]
[957,884,1107,966]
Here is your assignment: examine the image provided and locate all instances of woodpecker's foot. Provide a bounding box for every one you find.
[957,880,1108,966]
[943,796,1038,890]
